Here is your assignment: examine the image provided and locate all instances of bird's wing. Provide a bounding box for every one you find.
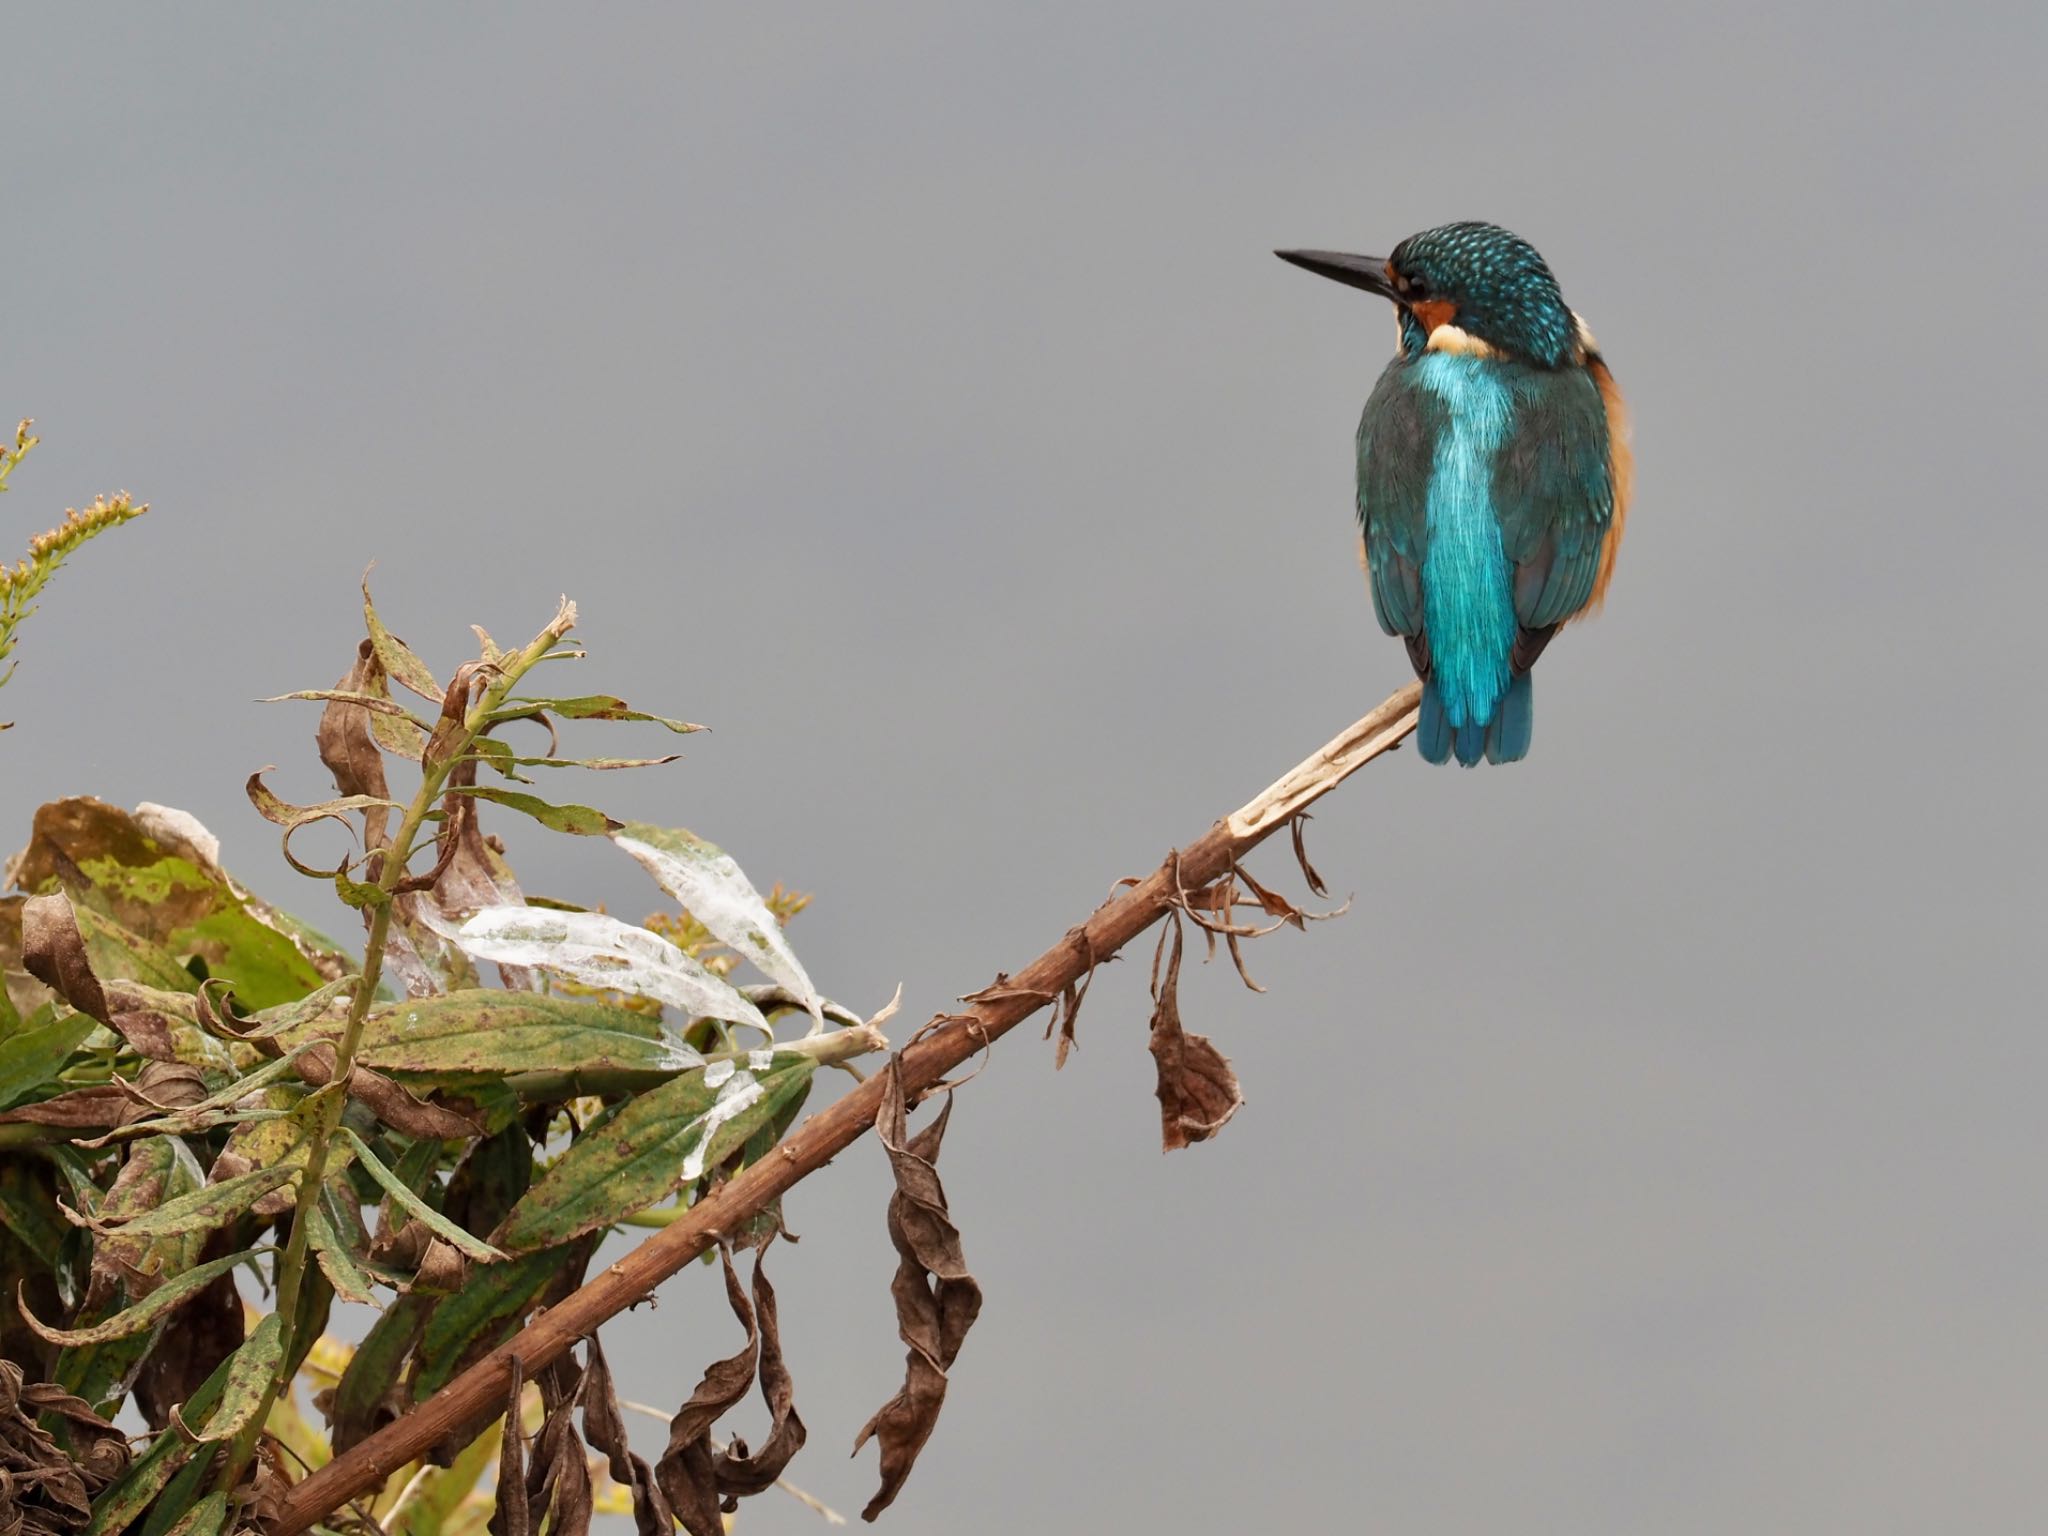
[1355,362,1441,643]
[1492,366,1615,635]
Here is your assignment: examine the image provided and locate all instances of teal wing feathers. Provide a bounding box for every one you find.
[1493,366,1615,632]
[1355,360,1442,642]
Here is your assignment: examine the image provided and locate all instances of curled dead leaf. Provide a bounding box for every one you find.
[521,1354,593,1536]
[853,1057,982,1522]
[0,1361,128,1533]
[1147,914,1244,1152]
[294,1044,482,1141]
[581,1337,674,1536]
[1289,811,1330,898]
[411,1239,470,1297]
[18,893,177,1059]
[654,1248,758,1536]
[710,1243,805,1497]
[487,1354,530,1536]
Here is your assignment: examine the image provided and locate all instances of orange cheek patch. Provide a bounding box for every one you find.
[1411,298,1457,333]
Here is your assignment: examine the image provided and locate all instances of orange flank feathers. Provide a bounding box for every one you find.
[1581,355,1633,616]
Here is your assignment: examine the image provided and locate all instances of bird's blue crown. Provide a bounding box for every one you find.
[1389,222,1576,367]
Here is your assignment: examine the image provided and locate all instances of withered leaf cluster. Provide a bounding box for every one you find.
[487,1245,805,1536]
[853,1058,984,1521]
[0,1361,128,1536]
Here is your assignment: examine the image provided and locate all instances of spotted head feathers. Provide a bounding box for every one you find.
[1277,222,1583,367]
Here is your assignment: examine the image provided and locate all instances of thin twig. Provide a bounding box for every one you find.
[270,682,1420,1535]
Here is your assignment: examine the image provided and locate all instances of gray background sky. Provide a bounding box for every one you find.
[7,4,2046,1531]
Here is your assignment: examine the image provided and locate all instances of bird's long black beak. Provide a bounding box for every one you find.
[1274,249,1396,301]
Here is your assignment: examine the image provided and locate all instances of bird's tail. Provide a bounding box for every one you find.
[1417,672,1532,767]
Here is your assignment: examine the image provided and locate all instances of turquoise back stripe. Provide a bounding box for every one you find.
[1415,353,1516,730]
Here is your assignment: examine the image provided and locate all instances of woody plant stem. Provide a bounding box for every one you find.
[215,602,579,1498]
[271,680,1421,1534]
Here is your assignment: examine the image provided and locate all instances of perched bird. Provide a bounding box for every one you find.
[1277,222,1632,765]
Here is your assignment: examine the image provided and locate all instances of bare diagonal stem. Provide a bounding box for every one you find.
[270,682,1421,1534]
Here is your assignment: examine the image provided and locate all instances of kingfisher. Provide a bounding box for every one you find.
[1277,222,1632,765]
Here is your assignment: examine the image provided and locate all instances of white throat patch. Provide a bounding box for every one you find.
[1423,324,1498,359]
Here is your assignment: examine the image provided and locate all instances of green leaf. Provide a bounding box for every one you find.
[156,1491,229,1536]
[444,1122,534,1238]
[83,1346,236,1536]
[259,688,428,721]
[83,1419,192,1536]
[489,752,683,773]
[85,1165,296,1240]
[139,1454,217,1536]
[0,1008,95,1110]
[309,1176,409,1303]
[488,694,705,734]
[412,1246,572,1397]
[174,1310,285,1444]
[464,734,528,782]
[334,991,694,1080]
[337,1128,506,1263]
[216,1086,352,1206]
[335,870,392,908]
[492,1053,814,1254]
[446,785,617,836]
[244,773,402,881]
[19,1247,263,1345]
[0,1157,70,1265]
[328,1295,428,1452]
[363,578,443,701]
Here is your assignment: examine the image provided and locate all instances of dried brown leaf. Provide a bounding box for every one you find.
[315,642,395,863]
[294,1043,482,1141]
[1289,812,1330,898]
[486,1354,529,1536]
[423,661,488,771]
[1234,861,1307,931]
[124,1061,209,1115]
[1043,925,1103,1071]
[0,1360,127,1533]
[370,1216,432,1273]
[957,972,1051,1009]
[711,1243,806,1497]
[17,893,176,1059]
[1147,915,1244,1151]
[853,1058,982,1522]
[654,1249,758,1536]
[420,780,534,990]
[411,1239,470,1297]
[522,1354,592,1536]
[581,1337,673,1536]
[0,1084,128,1129]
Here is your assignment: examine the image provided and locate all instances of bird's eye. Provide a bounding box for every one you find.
[1404,275,1427,298]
